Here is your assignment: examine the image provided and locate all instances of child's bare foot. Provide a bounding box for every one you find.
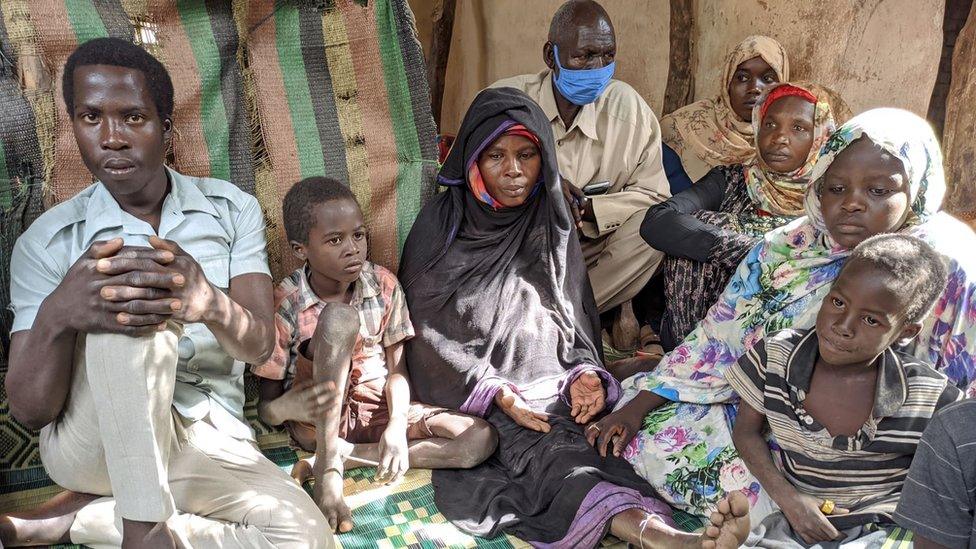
[0,490,99,546]
[291,458,314,485]
[313,469,354,533]
[701,492,750,549]
[292,440,356,485]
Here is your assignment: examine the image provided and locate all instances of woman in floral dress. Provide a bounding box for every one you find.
[642,82,842,349]
[588,108,976,521]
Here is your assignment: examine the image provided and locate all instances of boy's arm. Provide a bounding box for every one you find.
[384,341,411,423]
[732,403,843,544]
[377,342,410,483]
[731,403,795,504]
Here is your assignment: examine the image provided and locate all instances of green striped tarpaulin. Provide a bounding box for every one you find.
[245,0,438,275]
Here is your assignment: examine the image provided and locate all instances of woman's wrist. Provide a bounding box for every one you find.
[494,385,512,406]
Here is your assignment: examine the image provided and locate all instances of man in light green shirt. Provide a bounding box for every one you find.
[4,38,331,548]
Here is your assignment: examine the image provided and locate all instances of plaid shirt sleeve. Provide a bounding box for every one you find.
[381,274,415,347]
[250,288,296,381]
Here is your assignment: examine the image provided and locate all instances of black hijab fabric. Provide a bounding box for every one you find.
[400,87,603,412]
[400,88,660,544]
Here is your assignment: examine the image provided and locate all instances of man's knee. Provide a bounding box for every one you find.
[84,327,181,375]
[245,493,335,548]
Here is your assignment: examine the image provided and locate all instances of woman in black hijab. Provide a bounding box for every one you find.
[400,87,748,548]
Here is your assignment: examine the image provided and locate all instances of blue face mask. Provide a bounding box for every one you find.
[551,44,616,106]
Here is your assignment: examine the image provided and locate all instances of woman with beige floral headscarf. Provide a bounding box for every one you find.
[644,82,841,350]
[661,35,790,183]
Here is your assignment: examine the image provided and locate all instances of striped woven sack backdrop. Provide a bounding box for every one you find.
[3,0,257,201]
[244,0,438,277]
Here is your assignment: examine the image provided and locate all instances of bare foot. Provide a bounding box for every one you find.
[313,469,354,533]
[121,519,177,549]
[701,492,751,549]
[0,490,99,546]
[292,439,356,485]
[291,458,314,485]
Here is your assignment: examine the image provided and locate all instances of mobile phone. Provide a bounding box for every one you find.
[582,180,611,196]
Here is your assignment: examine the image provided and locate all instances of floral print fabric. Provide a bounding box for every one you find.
[661,165,796,348]
[620,108,976,519]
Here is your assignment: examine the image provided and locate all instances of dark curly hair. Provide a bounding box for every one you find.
[283,176,359,244]
[62,37,174,121]
[841,233,948,324]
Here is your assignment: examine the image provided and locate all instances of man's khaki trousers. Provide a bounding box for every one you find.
[39,328,333,548]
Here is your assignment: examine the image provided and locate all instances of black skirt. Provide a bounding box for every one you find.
[431,407,663,545]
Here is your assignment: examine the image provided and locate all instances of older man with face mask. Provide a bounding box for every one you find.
[492,0,670,345]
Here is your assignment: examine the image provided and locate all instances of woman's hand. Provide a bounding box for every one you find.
[569,370,606,423]
[779,491,848,544]
[585,402,645,457]
[495,386,550,433]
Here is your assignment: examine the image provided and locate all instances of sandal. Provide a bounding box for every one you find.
[610,301,640,352]
[637,325,664,358]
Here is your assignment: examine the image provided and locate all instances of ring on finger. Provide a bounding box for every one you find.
[819,499,835,515]
[588,424,601,432]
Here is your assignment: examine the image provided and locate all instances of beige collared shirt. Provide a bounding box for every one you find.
[491,70,670,238]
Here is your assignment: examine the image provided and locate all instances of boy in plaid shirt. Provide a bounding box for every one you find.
[253,177,497,534]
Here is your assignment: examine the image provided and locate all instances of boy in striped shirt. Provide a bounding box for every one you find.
[729,234,961,546]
